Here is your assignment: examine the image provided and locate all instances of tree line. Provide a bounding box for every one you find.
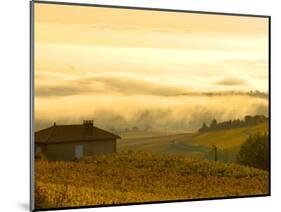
[198,115,268,133]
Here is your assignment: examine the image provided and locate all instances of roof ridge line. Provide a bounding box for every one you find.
[45,125,56,143]
[93,125,121,139]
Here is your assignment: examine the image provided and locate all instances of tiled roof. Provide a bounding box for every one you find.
[35,124,120,144]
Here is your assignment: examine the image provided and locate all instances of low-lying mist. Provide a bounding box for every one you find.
[35,94,268,133]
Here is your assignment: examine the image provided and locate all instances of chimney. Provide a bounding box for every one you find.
[83,120,94,136]
[83,120,94,126]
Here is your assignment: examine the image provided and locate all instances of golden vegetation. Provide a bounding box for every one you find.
[190,121,268,148]
[117,122,268,160]
[35,151,269,209]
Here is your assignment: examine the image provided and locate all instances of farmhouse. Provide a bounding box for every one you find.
[35,120,120,161]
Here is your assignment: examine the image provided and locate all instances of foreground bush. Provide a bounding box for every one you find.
[237,133,269,170]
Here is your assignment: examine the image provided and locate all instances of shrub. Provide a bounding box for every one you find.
[237,133,269,170]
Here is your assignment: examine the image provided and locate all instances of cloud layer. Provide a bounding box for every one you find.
[35,93,268,132]
[216,77,247,86]
[35,72,189,97]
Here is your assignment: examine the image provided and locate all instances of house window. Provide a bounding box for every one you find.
[75,145,84,158]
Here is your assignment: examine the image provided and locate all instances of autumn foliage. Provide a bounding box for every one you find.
[35,151,269,209]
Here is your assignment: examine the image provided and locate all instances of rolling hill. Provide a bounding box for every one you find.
[117,121,269,162]
[189,121,268,148]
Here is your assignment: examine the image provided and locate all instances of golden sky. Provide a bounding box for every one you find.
[34,3,269,130]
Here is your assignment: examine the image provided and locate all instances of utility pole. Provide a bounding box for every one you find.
[212,144,217,162]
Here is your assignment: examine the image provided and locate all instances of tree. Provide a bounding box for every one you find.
[236,133,269,170]
[198,122,208,133]
[210,119,217,130]
[132,126,139,131]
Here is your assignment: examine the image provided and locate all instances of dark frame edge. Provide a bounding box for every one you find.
[30,0,35,211]
[32,193,270,211]
[33,0,270,18]
[268,16,271,196]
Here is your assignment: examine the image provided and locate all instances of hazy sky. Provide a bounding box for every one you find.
[34,3,269,131]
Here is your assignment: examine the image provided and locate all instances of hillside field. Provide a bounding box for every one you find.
[117,121,268,161]
[189,121,268,148]
[35,151,269,209]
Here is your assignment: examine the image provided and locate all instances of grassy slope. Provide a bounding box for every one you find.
[118,133,203,157]
[189,121,268,149]
[120,129,190,139]
[118,122,268,157]
[35,151,269,209]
